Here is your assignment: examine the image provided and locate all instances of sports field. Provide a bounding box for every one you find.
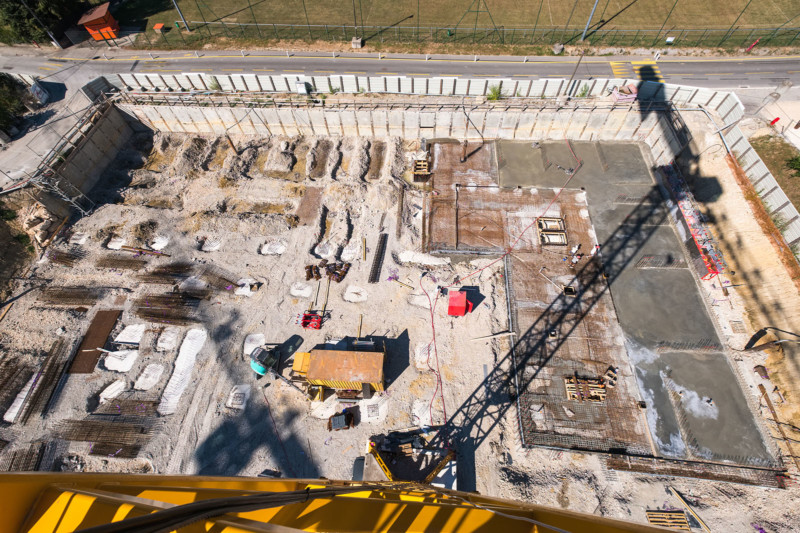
[115,0,797,32]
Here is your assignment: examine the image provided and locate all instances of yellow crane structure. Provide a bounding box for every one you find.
[0,473,669,532]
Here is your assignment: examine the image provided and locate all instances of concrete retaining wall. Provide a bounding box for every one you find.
[111,73,739,113]
[62,106,132,193]
[117,102,683,165]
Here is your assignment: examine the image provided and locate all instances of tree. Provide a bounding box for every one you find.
[0,0,87,44]
[0,73,25,131]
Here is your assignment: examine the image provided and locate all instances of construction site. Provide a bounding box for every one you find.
[1,74,799,531]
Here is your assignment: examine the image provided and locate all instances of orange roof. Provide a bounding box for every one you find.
[78,2,111,25]
[307,349,384,384]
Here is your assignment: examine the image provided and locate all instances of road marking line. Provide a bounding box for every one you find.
[254,69,273,71]
[38,67,55,71]
[745,71,773,74]
[344,71,366,74]
[789,70,800,73]
[383,72,399,75]
[706,73,734,75]
[314,70,335,73]
[222,69,243,71]
[284,69,305,72]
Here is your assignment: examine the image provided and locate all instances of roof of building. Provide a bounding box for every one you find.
[78,2,112,25]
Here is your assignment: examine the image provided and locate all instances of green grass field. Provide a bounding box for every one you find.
[114,0,797,31]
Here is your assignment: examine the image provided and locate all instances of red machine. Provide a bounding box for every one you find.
[447,291,473,317]
[300,312,322,329]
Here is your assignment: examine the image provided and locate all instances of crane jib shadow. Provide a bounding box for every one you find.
[429,186,669,491]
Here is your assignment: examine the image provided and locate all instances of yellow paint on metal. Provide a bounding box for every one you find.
[292,352,310,375]
[1,473,668,533]
[306,378,384,391]
[110,503,134,522]
[28,491,74,532]
[56,492,96,532]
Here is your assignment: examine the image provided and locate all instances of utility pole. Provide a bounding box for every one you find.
[563,50,586,97]
[172,0,190,31]
[581,0,601,41]
[19,0,60,48]
[652,0,679,46]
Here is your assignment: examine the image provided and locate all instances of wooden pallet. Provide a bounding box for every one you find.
[645,510,690,531]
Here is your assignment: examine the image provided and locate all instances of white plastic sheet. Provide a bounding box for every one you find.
[114,324,146,345]
[103,350,139,372]
[157,328,206,415]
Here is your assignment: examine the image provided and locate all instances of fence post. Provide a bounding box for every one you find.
[696,29,707,46]
[325,24,329,39]
[273,24,279,39]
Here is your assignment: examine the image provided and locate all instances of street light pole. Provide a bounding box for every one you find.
[580,0,600,41]
[172,0,191,31]
[19,0,60,48]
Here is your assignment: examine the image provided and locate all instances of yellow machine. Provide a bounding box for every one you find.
[0,473,668,532]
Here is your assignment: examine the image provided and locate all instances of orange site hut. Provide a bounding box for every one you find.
[78,2,120,41]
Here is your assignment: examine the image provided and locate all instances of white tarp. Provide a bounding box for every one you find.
[103,350,139,372]
[201,237,222,252]
[157,328,206,415]
[150,235,170,250]
[99,380,126,403]
[156,326,181,352]
[114,324,146,345]
[106,236,125,250]
[134,363,164,391]
[225,384,251,410]
[243,333,264,358]
[234,278,257,297]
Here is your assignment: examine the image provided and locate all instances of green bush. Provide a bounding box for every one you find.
[487,85,502,101]
[0,207,16,220]
[13,233,30,246]
[787,155,800,178]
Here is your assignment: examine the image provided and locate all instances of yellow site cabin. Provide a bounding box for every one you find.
[293,349,385,393]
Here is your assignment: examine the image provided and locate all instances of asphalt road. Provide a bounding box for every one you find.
[3,49,800,90]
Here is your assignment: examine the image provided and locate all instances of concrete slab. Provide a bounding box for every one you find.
[496,139,774,466]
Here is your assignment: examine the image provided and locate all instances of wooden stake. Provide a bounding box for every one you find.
[357,314,363,338]
[0,302,13,324]
[668,487,710,533]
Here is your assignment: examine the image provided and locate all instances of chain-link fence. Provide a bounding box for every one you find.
[112,21,800,49]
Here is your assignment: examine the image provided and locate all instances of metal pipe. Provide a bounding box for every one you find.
[172,0,191,31]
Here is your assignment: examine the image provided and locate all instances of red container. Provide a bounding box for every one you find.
[447,291,473,316]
